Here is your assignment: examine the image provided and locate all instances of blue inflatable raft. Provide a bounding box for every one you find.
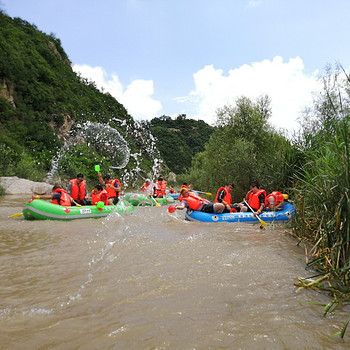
[184,202,295,223]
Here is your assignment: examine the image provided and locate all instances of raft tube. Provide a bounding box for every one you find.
[123,193,175,206]
[23,198,134,221]
[185,202,295,223]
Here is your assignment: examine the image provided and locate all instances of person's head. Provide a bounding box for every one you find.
[145,178,151,184]
[179,187,189,197]
[183,182,188,186]
[225,182,234,192]
[52,184,61,191]
[158,176,164,182]
[94,184,103,192]
[103,174,111,183]
[76,173,84,183]
[250,182,260,193]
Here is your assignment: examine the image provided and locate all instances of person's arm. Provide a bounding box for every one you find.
[32,193,55,200]
[175,202,187,210]
[255,193,265,214]
[97,172,105,186]
[217,190,229,209]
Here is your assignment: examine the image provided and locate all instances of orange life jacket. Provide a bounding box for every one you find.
[52,188,71,206]
[155,180,167,196]
[91,189,109,205]
[106,179,121,198]
[247,189,266,211]
[180,193,206,211]
[215,187,232,206]
[69,179,86,201]
[266,191,284,208]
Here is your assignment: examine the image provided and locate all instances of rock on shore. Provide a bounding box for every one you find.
[0,177,52,195]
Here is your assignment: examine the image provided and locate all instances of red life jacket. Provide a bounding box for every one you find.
[155,180,167,196]
[106,179,121,198]
[69,179,86,201]
[91,189,109,205]
[180,193,206,211]
[266,191,284,208]
[215,187,232,206]
[181,184,188,189]
[247,189,266,211]
[52,188,71,206]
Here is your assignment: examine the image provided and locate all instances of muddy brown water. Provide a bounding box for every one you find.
[0,195,349,349]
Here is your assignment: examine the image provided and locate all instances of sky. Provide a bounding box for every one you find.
[1,0,350,133]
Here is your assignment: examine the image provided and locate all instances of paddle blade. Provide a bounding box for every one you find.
[9,213,23,218]
[168,205,176,213]
[257,216,267,226]
[94,164,100,172]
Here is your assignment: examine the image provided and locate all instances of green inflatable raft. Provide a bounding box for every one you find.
[23,198,134,220]
[123,193,175,206]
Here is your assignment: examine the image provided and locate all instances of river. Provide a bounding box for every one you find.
[0,195,348,349]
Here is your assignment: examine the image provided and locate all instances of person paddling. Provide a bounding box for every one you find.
[32,184,71,206]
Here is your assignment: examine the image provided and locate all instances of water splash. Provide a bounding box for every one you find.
[47,119,164,188]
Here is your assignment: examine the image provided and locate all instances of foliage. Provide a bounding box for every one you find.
[149,114,214,174]
[185,96,293,200]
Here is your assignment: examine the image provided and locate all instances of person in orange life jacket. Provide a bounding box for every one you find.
[141,178,155,197]
[155,176,167,198]
[174,188,225,213]
[91,184,109,206]
[67,173,88,206]
[266,191,288,211]
[32,185,71,206]
[97,172,121,205]
[215,182,237,213]
[180,182,193,191]
[238,182,266,215]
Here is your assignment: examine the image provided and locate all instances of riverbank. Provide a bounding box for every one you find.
[0,176,52,195]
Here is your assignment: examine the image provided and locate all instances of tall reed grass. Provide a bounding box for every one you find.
[293,116,350,297]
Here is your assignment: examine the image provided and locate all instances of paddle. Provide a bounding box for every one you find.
[150,196,161,207]
[194,190,212,196]
[168,205,177,213]
[9,212,23,218]
[95,164,100,172]
[244,200,267,226]
[71,199,82,207]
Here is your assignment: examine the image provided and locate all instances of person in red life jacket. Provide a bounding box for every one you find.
[215,182,237,213]
[266,191,288,211]
[67,173,88,206]
[181,182,193,190]
[155,176,167,197]
[174,187,225,214]
[141,178,155,197]
[91,184,109,206]
[32,185,71,206]
[97,172,121,205]
[238,182,266,215]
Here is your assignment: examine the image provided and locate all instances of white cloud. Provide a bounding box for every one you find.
[72,64,162,120]
[183,56,321,132]
[247,0,262,8]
